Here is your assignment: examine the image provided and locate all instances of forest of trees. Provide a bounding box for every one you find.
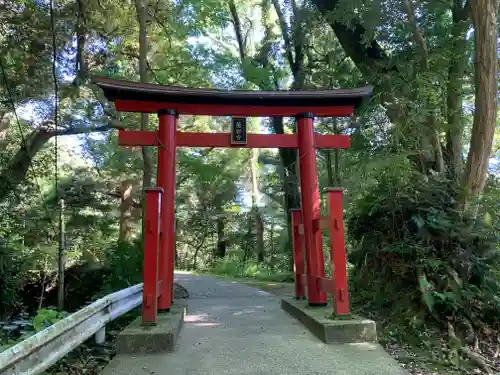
[0,0,499,372]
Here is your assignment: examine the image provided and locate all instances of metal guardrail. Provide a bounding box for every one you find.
[0,283,143,375]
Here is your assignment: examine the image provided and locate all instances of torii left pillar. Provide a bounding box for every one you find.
[297,113,327,306]
[156,109,177,312]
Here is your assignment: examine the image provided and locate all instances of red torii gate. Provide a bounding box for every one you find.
[93,77,372,323]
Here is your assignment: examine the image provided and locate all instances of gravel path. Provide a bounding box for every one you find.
[102,272,408,375]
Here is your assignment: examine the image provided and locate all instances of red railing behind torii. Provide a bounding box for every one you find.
[142,188,163,324]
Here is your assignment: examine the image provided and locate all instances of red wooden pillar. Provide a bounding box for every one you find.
[326,188,350,315]
[157,109,177,312]
[296,113,327,306]
[142,187,162,324]
[290,209,306,299]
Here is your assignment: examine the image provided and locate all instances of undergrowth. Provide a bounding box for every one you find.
[347,173,500,370]
[202,257,293,282]
[99,240,144,295]
[0,243,19,317]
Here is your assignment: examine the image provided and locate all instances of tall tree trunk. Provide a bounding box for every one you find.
[312,0,403,129]
[255,209,265,262]
[134,0,153,194]
[403,0,444,174]
[215,216,226,258]
[269,216,275,257]
[230,0,301,268]
[191,228,208,270]
[462,0,498,200]
[333,119,341,185]
[228,1,267,264]
[0,127,52,202]
[74,0,86,92]
[119,180,134,242]
[273,119,301,270]
[444,2,469,180]
[175,218,179,267]
[250,148,265,262]
[428,113,445,174]
[326,150,334,186]
[271,0,313,269]
[244,215,252,262]
[312,0,450,174]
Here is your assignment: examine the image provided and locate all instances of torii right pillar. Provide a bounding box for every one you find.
[296,113,327,306]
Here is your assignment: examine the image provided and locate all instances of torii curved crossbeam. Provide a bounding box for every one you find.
[92,76,373,117]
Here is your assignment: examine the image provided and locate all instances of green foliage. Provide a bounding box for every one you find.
[101,241,144,293]
[205,257,292,282]
[0,308,68,350]
[33,309,69,333]
[0,244,20,317]
[348,173,500,331]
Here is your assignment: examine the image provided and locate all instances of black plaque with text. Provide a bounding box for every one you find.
[231,117,247,145]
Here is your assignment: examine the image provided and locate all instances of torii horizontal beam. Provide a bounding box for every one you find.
[118,130,350,149]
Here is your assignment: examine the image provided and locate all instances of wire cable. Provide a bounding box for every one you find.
[49,0,59,202]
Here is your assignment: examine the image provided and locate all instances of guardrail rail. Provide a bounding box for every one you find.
[0,283,143,375]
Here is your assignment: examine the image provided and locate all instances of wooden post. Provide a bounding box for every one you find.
[57,198,65,311]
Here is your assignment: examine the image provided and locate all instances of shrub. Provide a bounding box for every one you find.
[33,308,69,332]
[206,257,293,282]
[0,244,21,317]
[347,174,500,333]
[101,240,144,293]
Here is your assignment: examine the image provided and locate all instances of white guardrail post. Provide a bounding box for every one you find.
[0,283,143,375]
